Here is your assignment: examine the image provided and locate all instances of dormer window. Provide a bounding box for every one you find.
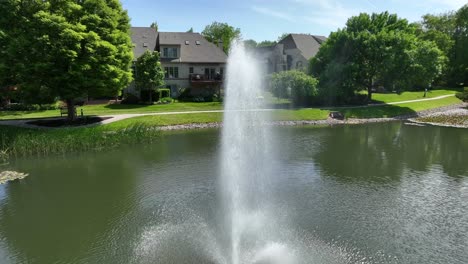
[143,43,148,47]
[162,47,178,58]
[196,41,201,45]
[185,41,190,45]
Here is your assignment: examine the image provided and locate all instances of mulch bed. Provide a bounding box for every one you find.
[27,116,112,127]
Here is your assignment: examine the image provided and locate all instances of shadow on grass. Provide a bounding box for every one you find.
[336,104,418,119]
[103,104,151,110]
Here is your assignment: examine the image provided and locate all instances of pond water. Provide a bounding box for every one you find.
[0,122,467,264]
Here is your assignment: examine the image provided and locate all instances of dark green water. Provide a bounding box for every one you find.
[0,122,467,263]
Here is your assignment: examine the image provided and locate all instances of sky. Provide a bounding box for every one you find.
[121,0,467,41]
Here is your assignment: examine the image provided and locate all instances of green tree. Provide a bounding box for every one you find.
[269,70,318,106]
[451,4,468,85]
[202,22,241,53]
[417,12,456,84]
[310,12,444,104]
[134,50,164,103]
[277,33,289,42]
[257,40,277,47]
[186,27,194,33]
[0,0,133,120]
[243,39,257,49]
[150,21,158,31]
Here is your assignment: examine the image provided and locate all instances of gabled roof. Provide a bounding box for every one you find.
[130,27,157,59]
[157,32,227,63]
[279,34,327,60]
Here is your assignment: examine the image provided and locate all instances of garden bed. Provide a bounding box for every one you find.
[27,116,112,127]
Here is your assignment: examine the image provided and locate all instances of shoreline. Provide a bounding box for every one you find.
[157,103,468,131]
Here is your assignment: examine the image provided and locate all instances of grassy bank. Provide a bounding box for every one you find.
[340,96,461,118]
[0,95,462,160]
[0,123,160,160]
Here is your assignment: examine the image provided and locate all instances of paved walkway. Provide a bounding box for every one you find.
[0,94,457,129]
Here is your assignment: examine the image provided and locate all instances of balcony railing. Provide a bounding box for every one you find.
[189,74,223,84]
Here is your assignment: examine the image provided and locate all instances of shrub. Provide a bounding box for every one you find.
[3,103,58,111]
[177,88,193,102]
[455,87,468,102]
[121,94,140,104]
[158,97,173,104]
[269,70,319,106]
[192,96,205,102]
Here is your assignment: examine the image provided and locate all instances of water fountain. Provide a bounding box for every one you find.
[134,41,355,264]
[220,40,287,264]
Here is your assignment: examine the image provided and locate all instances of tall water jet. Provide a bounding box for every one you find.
[220,41,283,264]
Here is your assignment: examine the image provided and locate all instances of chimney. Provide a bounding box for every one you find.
[217,39,223,49]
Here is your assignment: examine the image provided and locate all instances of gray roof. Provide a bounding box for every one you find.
[157,32,227,63]
[279,34,327,60]
[130,27,157,59]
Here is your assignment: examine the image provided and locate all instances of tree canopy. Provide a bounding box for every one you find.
[134,50,164,103]
[269,70,318,106]
[202,22,241,53]
[310,12,444,104]
[451,5,468,85]
[0,0,133,119]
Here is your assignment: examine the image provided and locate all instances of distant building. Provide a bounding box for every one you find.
[255,33,327,74]
[127,27,227,98]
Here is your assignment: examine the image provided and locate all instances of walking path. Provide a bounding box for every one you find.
[0,94,459,129]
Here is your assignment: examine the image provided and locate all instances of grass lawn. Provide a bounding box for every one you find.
[341,96,462,118]
[1,89,459,120]
[369,88,459,103]
[0,102,224,120]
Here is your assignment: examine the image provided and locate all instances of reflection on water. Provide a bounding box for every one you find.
[0,123,466,263]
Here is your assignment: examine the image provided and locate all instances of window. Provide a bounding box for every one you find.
[196,41,201,45]
[220,67,224,77]
[205,68,216,79]
[162,47,178,58]
[171,48,178,58]
[185,41,190,45]
[143,42,148,47]
[189,67,194,74]
[164,67,179,79]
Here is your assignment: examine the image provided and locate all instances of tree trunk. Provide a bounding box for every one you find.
[149,89,153,104]
[66,99,76,122]
[367,86,373,102]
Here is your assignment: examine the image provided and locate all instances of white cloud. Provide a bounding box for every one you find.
[422,0,466,9]
[291,0,366,28]
[251,6,295,22]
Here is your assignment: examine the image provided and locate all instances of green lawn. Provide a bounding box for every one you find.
[370,89,459,103]
[341,96,461,118]
[0,89,461,122]
[0,102,224,120]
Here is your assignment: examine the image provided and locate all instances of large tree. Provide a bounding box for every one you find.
[310,12,444,104]
[0,0,133,120]
[451,4,468,85]
[134,50,164,103]
[202,22,241,53]
[269,70,318,106]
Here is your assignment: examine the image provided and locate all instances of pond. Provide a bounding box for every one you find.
[0,122,467,264]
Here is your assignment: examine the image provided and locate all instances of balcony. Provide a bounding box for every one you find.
[189,74,223,85]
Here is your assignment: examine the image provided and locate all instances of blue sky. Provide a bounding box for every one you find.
[121,0,466,41]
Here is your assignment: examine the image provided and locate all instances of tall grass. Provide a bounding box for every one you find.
[0,123,160,159]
